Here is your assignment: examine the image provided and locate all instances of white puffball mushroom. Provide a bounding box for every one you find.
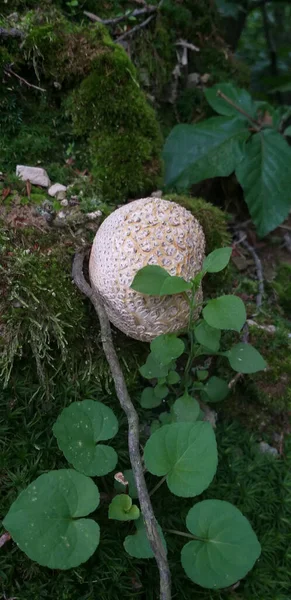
[89,197,205,342]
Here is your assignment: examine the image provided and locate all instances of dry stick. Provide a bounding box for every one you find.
[116,14,155,42]
[217,90,261,131]
[72,252,171,600]
[237,230,264,310]
[84,6,157,25]
[4,66,46,92]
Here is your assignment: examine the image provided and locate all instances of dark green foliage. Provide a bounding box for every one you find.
[272,262,291,317]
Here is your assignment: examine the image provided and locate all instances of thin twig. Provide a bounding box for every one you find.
[116,14,155,42]
[4,66,46,92]
[217,90,261,130]
[84,6,157,25]
[72,251,171,600]
[237,231,264,310]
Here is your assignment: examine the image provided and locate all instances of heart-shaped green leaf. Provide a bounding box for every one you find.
[151,334,185,365]
[144,422,217,497]
[123,517,167,558]
[172,393,200,423]
[53,400,118,476]
[181,499,261,589]
[202,376,229,402]
[131,265,191,295]
[140,387,162,408]
[226,343,267,373]
[167,370,181,384]
[108,494,140,521]
[197,370,209,382]
[203,295,246,332]
[139,354,172,380]
[194,321,221,351]
[114,469,138,499]
[154,384,170,399]
[205,83,256,118]
[202,247,232,273]
[3,470,100,570]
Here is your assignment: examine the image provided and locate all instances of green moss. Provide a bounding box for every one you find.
[272,262,291,317]
[66,25,163,201]
[165,194,231,252]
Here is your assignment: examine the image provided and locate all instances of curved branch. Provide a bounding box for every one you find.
[72,251,171,600]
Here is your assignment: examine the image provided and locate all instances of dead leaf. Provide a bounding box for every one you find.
[2,187,11,201]
[0,532,11,548]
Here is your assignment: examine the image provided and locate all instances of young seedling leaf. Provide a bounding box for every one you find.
[203,295,246,332]
[194,321,221,351]
[139,354,171,379]
[172,393,200,423]
[201,376,229,402]
[108,494,140,521]
[114,469,138,499]
[144,422,217,497]
[197,370,209,382]
[131,265,169,295]
[140,387,162,409]
[160,276,192,295]
[124,517,167,559]
[181,499,261,589]
[204,83,256,118]
[154,384,169,399]
[53,400,118,477]
[167,370,181,384]
[151,334,185,365]
[3,470,100,570]
[202,247,232,273]
[227,342,267,373]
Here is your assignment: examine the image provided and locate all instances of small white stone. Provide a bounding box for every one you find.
[60,199,69,207]
[16,165,50,188]
[58,211,66,219]
[259,441,278,456]
[86,210,102,220]
[48,183,67,197]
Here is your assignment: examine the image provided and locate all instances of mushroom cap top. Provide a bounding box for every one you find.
[89,197,205,341]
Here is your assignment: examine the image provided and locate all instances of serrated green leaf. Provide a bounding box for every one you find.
[108,494,140,521]
[202,376,229,402]
[114,469,138,498]
[167,370,181,384]
[226,342,267,373]
[172,393,200,423]
[202,247,232,273]
[3,470,100,569]
[194,321,221,351]
[140,387,162,408]
[53,401,118,477]
[163,117,250,190]
[124,517,167,559]
[139,354,171,379]
[204,83,255,118]
[144,422,217,497]
[181,499,261,589]
[151,334,185,365]
[203,295,246,332]
[235,129,291,237]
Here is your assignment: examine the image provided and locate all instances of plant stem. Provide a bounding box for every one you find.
[150,475,167,497]
[217,90,261,131]
[72,252,171,600]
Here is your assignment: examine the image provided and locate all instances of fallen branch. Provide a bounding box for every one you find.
[116,14,155,42]
[4,66,46,92]
[72,251,171,600]
[84,5,157,25]
[237,231,264,311]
